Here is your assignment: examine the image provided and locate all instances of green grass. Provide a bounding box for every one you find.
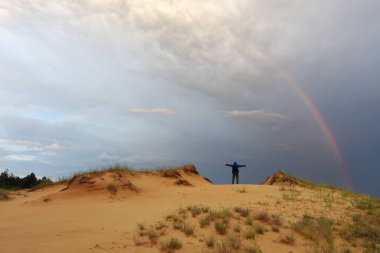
[244,228,256,240]
[160,238,182,252]
[254,224,265,234]
[340,211,380,252]
[226,234,241,250]
[205,235,216,248]
[245,216,254,226]
[182,222,195,236]
[293,214,334,243]
[215,221,228,235]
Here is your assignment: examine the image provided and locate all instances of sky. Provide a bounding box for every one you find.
[0,0,379,197]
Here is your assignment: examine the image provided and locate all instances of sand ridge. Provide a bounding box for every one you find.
[0,165,376,253]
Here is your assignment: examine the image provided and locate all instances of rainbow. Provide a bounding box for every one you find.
[254,49,353,190]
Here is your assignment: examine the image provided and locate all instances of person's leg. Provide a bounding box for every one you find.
[232,173,235,184]
[236,173,239,184]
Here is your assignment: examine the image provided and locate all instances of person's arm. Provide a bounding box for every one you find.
[224,163,233,167]
[237,164,246,168]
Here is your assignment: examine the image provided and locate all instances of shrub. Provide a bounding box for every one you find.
[245,216,253,226]
[205,235,216,248]
[272,226,280,232]
[255,224,265,234]
[216,209,232,219]
[146,229,160,244]
[245,229,256,240]
[199,214,214,227]
[245,243,262,253]
[234,224,241,233]
[235,207,250,217]
[188,205,202,217]
[214,240,232,253]
[215,221,228,235]
[280,233,295,245]
[182,223,194,236]
[160,238,182,252]
[293,215,333,242]
[227,234,241,250]
[133,236,147,246]
[0,189,9,200]
[255,211,270,223]
[271,214,283,226]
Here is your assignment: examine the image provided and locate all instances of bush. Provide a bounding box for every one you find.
[255,212,271,223]
[160,238,182,252]
[280,233,295,245]
[215,221,228,235]
[0,188,9,200]
[205,235,216,248]
[245,229,256,240]
[255,224,265,234]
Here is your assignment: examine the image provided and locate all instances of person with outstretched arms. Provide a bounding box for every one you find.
[224,161,246,184]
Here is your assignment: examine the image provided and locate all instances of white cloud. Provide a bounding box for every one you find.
[46,143,63,151]
[128,108,175,115]
[2,154,35,161]
[224,110,285,121]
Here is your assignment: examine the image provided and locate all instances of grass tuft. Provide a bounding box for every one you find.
[280,233,295,245]
[215,221,228,235]
[205,235,216,248]
[160,238,182,252]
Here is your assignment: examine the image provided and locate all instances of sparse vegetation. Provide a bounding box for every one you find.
[254,224,265,235]
[255,211,270,223]
[280,233,295,245]
[160,238,182,252]
[245,243,262,253]
[235,207,250,217]
[245,216,253,226]
[226,234,241,250]
[234,224,241,233]
[281,186,301,201]
[182,222,195,236]
[0,188,9,200]
[205,235,216,248]
[215,221,228,235]
[293,214,334,243]
[244,228,256,240]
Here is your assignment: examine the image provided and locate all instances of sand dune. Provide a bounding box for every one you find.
[0,165,378,253]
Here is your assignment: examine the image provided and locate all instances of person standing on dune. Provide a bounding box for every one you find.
[224,162,246,184]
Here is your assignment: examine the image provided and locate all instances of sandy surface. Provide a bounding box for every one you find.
[0,166,360,253]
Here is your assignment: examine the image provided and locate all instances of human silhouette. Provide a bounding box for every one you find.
[224,161,246,184]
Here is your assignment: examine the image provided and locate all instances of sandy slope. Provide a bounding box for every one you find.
[0,165,363,253]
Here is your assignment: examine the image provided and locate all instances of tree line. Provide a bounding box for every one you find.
[0,170,52,190]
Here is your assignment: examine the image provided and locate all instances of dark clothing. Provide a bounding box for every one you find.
[232,171,239,184]
[225,162,246,184]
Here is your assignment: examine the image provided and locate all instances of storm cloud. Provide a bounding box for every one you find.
[1,0,379,196]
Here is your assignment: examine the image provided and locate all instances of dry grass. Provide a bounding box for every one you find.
[160,238,182,252]
[0,189,9,201]
[280,233,295,245]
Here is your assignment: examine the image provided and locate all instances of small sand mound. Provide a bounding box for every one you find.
[261,171,315,188]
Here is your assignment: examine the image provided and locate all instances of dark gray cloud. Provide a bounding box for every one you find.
[0,0,379,197]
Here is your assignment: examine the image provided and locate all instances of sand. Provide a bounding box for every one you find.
[0,165,362,253]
